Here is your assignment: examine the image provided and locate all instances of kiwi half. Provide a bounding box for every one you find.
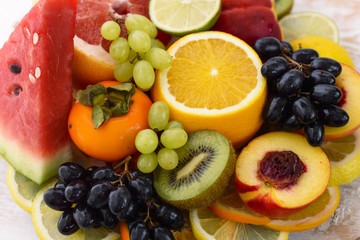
[153,130,236,210]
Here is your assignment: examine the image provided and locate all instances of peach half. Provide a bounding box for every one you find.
[235,132,330,218]
[324,63,360,141]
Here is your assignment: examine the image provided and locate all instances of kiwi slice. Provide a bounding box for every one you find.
[154,130,236,209]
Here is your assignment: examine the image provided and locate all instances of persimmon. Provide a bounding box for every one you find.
[68,80,152,162]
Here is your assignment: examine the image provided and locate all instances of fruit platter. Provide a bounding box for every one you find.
[0,0,360,239]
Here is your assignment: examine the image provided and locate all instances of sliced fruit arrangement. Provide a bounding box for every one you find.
[0,0,76,185]
[190,208,289,240]
[279,11,340,43]
[322,127,360,186]
[235,132,330,218]
[152,31,267,148]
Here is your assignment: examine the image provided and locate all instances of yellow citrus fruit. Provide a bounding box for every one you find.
[151,31,267,148]
[6,164,45,213]
[189,208,289,240]
[322,127,360,186]
[291,36,355,69]
[6,144,91,214]
[264,186,340,232]
[32,179,120,240]
[208,186,271,225]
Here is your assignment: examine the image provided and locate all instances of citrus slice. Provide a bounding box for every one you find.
[189,208,289,240]
[264,186,340,232]
[321,127,360,186]
[6,144,92,214]
[290,36,355,69]
[6,164,45,213]
[151,31,267,148]
[32,179,120,240]
[149,0,221,36]
[279,12,339,43]
[209,191,271,225]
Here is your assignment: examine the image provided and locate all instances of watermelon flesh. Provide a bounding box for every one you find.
[0,0,76,184]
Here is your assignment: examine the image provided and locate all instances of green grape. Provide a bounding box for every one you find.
[133,60,155,90]
[145,48,172,70]
[128,30,151,53]
[157,148,179,170]
[114,61,134,82]
[125,14,153,34]
[101,21,121,40]
[150,38,166,50]
[148,101,170,131]
[149,24,158,38]
[137,152,158,173]
[109,37,130,63]
[165,120,184,130]
[160,128,188,149]
[135,129,159,154]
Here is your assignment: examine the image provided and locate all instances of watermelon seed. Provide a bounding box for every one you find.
[9,64,21,74]
[35,67,41,78]
[12,85,22,96]
[33,33,39,45]
[29,73,36,83]
[25,27,30,37]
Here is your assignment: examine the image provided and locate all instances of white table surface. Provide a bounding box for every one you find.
[0,0,359,239]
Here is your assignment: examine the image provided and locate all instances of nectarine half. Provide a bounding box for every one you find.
[235,132,330,218]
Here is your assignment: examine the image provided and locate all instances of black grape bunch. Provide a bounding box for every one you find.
[43,162,184,240]
[253,37,349,146]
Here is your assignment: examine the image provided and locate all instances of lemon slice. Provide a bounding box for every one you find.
[32,179,120,240]
[264,186,340,232]
[149,0,221,36]
[6,164,46,213]
[321,127,360,186]
[279,12,339,43]
[189,208,289,240]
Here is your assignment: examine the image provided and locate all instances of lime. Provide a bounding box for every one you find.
[275,0,294,19]
[6,164,46,213]
[149,0,221,36]
[322,127,360,186]
[279,12,339,43]
[32,179,120,240]
[189,208,289,240]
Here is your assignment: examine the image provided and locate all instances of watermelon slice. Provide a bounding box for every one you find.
[0,0,76,184]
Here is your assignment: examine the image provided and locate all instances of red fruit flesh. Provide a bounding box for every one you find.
[222,0,272,10]
[212,6,282,46]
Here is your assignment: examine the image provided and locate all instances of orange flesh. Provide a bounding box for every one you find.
[168,38,258,110]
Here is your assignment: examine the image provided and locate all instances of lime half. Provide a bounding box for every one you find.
[279,11,339,43]
[149,0,221,36]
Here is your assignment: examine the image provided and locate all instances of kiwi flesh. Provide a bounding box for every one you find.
[153,130,236,210]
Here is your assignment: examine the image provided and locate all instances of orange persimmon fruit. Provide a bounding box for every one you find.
[68,80,152,162]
